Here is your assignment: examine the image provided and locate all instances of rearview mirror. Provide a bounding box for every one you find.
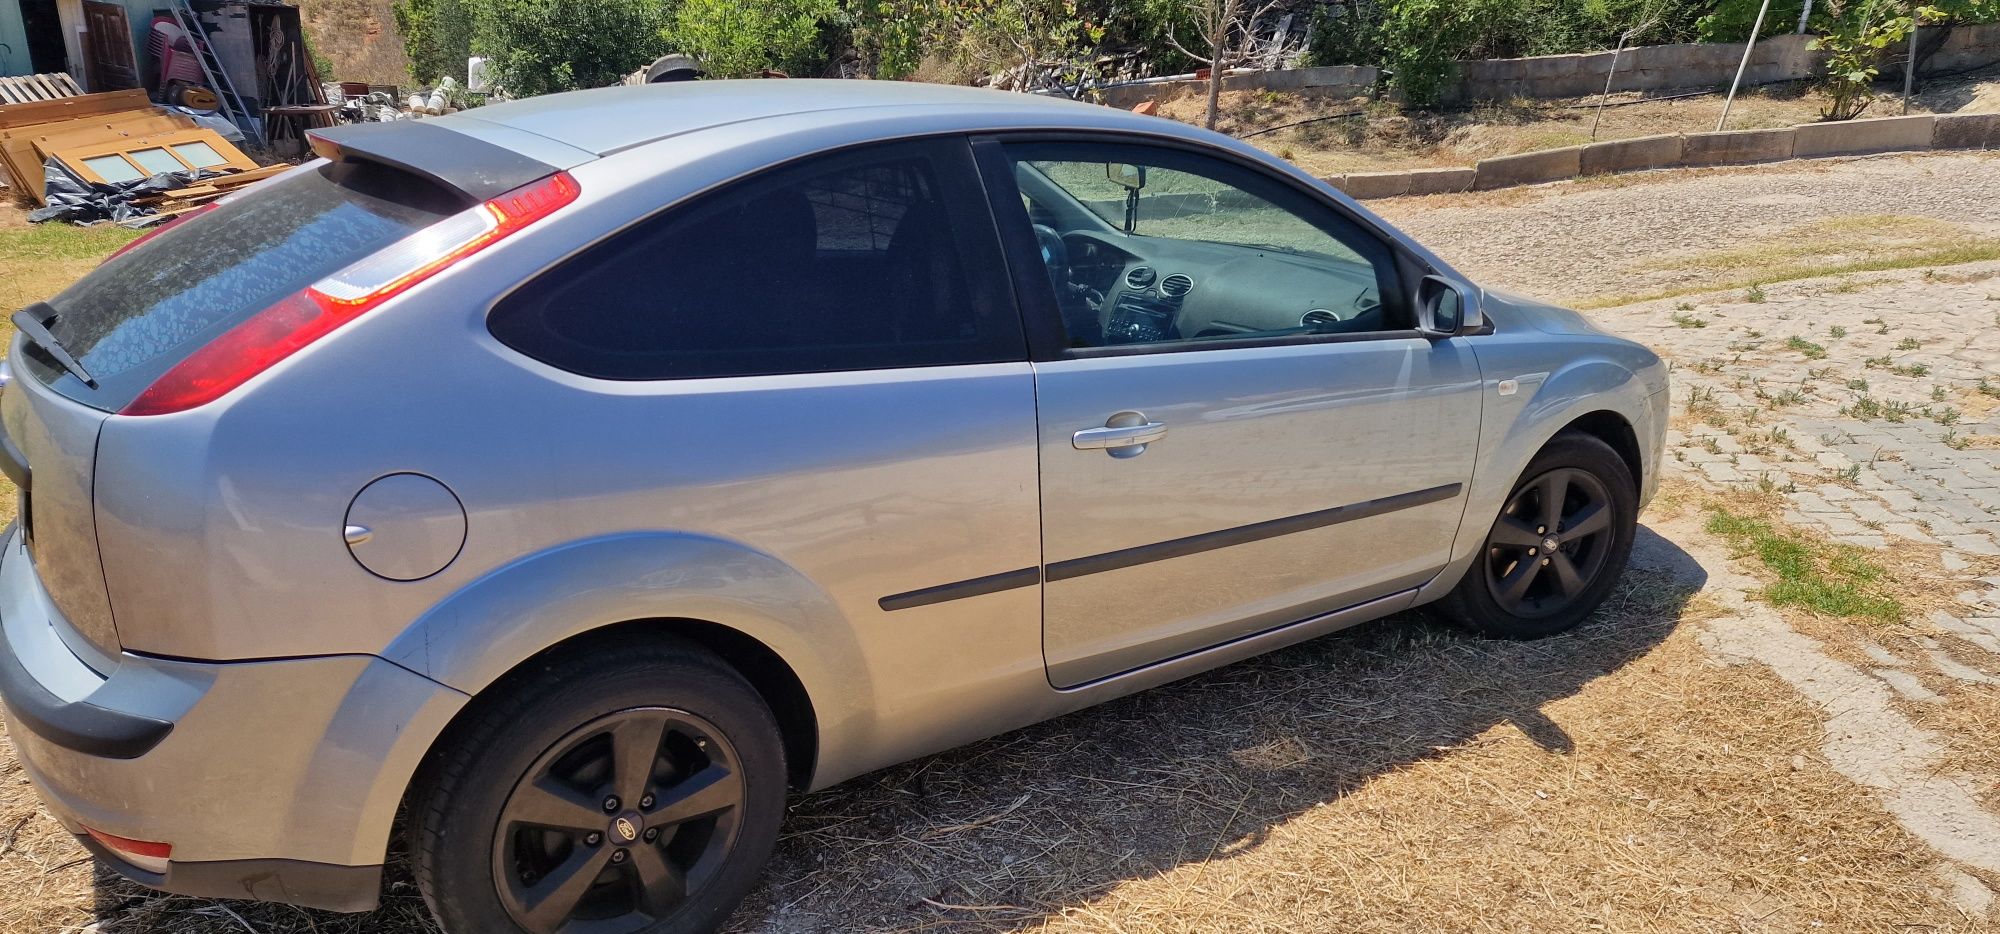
[1416,274,1483,337]
[1107,163,1146,190]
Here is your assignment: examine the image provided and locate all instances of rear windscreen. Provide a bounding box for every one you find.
[22,160,464,411]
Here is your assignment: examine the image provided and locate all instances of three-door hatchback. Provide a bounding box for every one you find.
[0,80,1666,934]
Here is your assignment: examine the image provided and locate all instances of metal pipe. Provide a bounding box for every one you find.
[1797,0,1814,33]
[1903,15,1919,114]
[1717,0,1775,131]
[1592,34,1630,140]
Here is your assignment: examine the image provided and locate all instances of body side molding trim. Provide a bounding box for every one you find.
[879,483,1463,610]
[1046,483,1463,583]
[879,566,1042,612]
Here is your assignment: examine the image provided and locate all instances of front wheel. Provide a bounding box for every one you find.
[411,638,786,934]
[1436,432,1637,639]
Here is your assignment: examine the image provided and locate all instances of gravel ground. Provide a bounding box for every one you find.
[1370,151,2000,303]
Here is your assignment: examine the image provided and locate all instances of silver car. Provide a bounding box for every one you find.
[0,80,1666,933]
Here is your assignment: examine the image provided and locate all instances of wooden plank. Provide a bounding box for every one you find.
[54,74,84,96]
[0,138,54,202]
[0,89,150,130]
[30,75,65,100]
[4,112,194,146]
[148,163,290,199]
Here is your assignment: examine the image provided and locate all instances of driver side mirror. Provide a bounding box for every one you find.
[1416,274,1483,337]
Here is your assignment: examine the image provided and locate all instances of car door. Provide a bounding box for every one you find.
[974,137,1484,689]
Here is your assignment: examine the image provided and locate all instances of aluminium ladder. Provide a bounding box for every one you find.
[167,0,262,146]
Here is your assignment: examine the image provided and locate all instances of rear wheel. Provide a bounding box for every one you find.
[1437,433,1636,639]
[412,638,785,934]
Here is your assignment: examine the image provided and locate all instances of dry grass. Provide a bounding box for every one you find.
[1572,214,2000,309]
[0,526,1983,932]
[723,543,1979,933]
[1155,71,2000,180]
[0,203,139,336]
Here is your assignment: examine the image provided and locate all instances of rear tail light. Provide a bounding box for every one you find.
[83,825,172,874]
[119,171,581,417]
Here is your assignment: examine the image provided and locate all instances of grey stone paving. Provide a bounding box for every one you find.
[1593,261,2000,659]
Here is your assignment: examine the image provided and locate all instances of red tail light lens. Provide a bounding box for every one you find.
[120,171,580,417]
[84,825,173,873]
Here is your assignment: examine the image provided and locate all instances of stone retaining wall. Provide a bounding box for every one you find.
[1094,23,2000,108]
[1094,65,1377,109]
[1324,112,2000,200]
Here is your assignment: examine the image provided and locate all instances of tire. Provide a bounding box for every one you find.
[411,637,786,934]
[1435,432,1637,639]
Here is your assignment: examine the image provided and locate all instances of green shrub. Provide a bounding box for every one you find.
[470,0,670,95]
[395,0,475,84]
[1304,0,1384,66]
[1697,0,1807,42]
[666,0,838,77]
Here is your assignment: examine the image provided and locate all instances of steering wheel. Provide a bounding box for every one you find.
[1031,224,1069,285]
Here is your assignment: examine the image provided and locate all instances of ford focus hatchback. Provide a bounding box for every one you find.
[0,80,1666,934]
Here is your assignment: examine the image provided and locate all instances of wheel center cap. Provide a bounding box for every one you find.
[610,812,644,845]
[1543,537,1559,551]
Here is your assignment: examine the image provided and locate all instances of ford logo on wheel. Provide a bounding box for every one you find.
[614,817,638,842]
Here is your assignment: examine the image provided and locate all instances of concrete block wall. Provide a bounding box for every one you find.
[1929,22,2000,71]
[1094,65,1377,109]
[1098,24,2000,109]
[1320,112,2000,200]
[1447,35,1822,103]
[1681,127,1798,166]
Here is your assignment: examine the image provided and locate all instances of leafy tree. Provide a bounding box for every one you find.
[1812,0,2000,120]
[1376,0,1484,105]
[844,0,944,78]
[1303,0,1383,67]
[1144,0,1293,126]
[959,0,1104,90]
[1697,0,1807,42]
[666,0,839,77]
[393,0,475,84]
[470,0,670,96]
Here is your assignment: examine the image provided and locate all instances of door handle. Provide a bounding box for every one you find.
[1072,412,1167,457]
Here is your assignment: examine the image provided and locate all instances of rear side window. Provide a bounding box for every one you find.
[24,161,461,410]
[488,138,1025,380]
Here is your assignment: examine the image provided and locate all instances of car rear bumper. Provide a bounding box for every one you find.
[0,525,467,912]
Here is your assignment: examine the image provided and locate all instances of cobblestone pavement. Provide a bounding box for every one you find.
[1591,259,2000,696]
[1374,152,2000,304]
[1569,248,2000,915]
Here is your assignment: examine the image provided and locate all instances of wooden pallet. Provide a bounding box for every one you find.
[0,88,151,131]
[130,162,294,213]
[0,74,86,105]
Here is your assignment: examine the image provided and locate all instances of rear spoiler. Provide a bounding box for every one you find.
[308,121,558,205]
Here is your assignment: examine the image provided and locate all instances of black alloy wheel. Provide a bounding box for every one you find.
[1482,466,1616,619]
[1435,431,1637,639]
[494,709,744,933]
[412,638,785,934]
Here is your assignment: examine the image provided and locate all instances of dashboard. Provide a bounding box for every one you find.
[1049,229,1387,347]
